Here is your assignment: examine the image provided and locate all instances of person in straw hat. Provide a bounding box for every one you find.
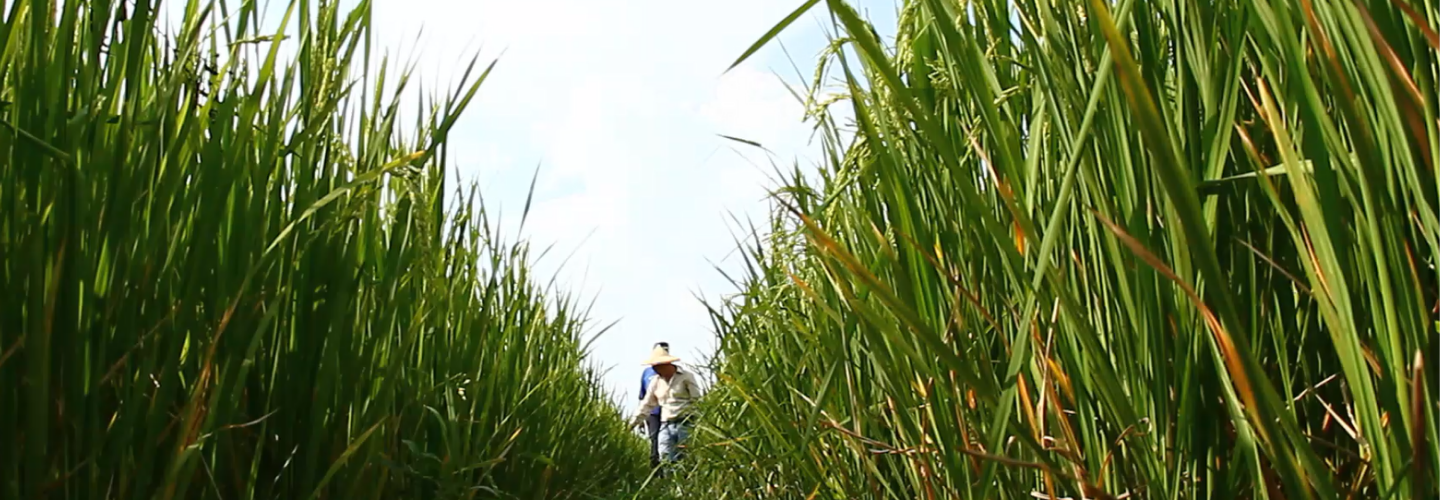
[637,342,670,469]
[631,344,702,474]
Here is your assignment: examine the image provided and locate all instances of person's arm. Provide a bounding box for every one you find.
[693,375,704,398]
[631,378,660,427]
[671,373,700,419]
[674,371,697,398]
[638,371,648,401]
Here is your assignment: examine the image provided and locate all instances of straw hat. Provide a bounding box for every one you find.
[642,345,681,366]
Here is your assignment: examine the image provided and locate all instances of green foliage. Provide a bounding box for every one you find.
[0,0,648,498]
[693,0,1439,498]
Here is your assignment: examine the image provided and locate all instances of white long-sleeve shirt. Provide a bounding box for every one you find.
[632,369,701,426]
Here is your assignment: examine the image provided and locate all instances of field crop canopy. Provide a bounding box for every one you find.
[0,0,648,498]
[5,0,1440,498]
[692,0,1439,498]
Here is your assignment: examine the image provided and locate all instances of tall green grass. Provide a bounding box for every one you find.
[0,0,647,498]
[695,0,1438,498]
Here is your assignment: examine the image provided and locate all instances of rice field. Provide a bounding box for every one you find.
[4,0,1439,499]
[0,0,648,498]
[688,0,1439,498]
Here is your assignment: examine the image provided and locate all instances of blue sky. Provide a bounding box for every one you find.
[361,0,899,409]
[204,0,899,409]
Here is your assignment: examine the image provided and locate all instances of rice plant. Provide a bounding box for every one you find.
[693,0,1439,498]
[0,0,648,498]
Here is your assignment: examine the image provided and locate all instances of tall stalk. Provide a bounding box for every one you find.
[0,1,647,498]
[696,0,1439,498]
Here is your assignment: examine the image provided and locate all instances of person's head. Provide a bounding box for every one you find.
[643,345,681,377]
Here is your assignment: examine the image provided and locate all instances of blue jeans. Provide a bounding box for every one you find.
[657,419,689,464]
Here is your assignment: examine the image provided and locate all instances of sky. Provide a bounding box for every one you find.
[359,0,899,410]
[212,0,898,410]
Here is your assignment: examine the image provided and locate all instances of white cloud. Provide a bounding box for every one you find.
[704,68,810,140]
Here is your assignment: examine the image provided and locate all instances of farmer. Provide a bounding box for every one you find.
[631,345,701,476]
[638,342,670,469]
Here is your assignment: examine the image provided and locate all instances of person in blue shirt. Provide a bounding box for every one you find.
[639,342,669,469]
